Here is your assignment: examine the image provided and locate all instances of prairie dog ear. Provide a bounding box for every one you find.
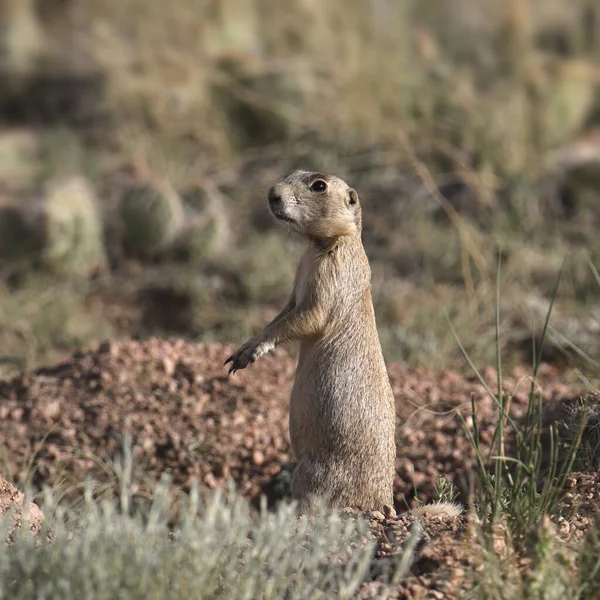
[347,188,359,207]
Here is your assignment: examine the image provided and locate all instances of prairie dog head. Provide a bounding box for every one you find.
[267,170,361,247]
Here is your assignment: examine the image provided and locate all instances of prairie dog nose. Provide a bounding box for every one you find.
[268,185,283,207]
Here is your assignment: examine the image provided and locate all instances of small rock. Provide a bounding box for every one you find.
[371,510,385,522]
[385,526,398,546]
[558,518,571,536]
[252,450,264,466]
[10,408,24,421]
[203,472,218,488]
[161,358,176,377]
[98,340,113,354]
[383,504,396,519]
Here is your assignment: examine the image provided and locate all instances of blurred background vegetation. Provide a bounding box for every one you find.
[0,0,599,377]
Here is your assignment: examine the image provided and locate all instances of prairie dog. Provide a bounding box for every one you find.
[225,170,396,510]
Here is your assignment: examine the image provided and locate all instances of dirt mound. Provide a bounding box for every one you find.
[0,339,294,502]
[0,338,590,511]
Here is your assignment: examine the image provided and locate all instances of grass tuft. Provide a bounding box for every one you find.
[450,259,587,536]
[0,440,423,600]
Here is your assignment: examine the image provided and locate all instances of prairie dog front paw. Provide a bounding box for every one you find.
[224,338,275,375]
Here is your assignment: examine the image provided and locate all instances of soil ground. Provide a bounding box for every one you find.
[1,339,598,597]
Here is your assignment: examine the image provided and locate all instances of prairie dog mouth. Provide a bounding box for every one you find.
[272,211,296,224]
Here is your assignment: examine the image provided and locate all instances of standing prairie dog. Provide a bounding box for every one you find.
[225,170,396,510]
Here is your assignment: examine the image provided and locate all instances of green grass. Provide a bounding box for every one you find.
[450,259,587,531]
[445,259,600,596]
[467,516,600,599]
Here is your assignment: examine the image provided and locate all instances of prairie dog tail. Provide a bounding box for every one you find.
[409,501,464,518]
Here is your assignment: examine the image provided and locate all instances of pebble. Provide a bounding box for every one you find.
[161,357,176,376]
[252,450,265,466]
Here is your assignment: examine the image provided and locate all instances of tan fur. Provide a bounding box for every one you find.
[409,501,464,518]
[225,170,396,510]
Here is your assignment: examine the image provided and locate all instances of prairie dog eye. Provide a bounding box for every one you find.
[310,180,327,193]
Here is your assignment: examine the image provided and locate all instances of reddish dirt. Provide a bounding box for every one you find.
[0,338,589,504]
[0,338,598,597]
[356,509,472,599]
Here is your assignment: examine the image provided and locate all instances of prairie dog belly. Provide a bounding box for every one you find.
[289,336,394,462]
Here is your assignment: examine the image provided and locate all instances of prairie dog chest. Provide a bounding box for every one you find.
[294,257,315,306]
